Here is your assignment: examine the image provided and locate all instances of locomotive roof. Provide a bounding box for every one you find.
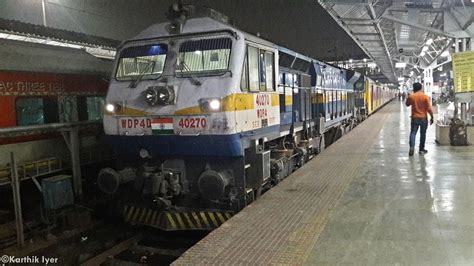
[124,16,353,78]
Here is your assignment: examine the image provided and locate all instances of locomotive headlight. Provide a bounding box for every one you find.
[209,99,221,110]
[145,86,175,106]
[105,103,115,113]
[199,98,221,112]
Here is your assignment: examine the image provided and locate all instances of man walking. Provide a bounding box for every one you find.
[406,83,434,156]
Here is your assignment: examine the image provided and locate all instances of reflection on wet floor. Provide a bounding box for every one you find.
[308,101,474,265]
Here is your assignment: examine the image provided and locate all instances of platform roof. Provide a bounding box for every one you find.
[0,0,472,83]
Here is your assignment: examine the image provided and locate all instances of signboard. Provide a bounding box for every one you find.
[452,51,474,93]
[0,71,108,96]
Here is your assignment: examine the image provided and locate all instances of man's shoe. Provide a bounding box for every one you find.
[409,147,414,156]
[419,149,428,155]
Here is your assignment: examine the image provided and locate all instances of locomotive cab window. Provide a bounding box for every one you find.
[16,97,59,126]
[116,44,168,80]
[176,37,231,76]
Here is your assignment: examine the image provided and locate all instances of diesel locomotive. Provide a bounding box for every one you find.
[98,8,395,230]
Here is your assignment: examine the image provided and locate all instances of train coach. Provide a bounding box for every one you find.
[98,11,395,230]
[0,39,111,185]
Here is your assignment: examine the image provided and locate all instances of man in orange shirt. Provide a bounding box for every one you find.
[406,83,434,156]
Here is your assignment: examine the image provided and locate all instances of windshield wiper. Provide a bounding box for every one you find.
[179,59,202,86]
[129,61,156,88]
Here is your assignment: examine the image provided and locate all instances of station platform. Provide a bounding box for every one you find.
[174,101,474,265]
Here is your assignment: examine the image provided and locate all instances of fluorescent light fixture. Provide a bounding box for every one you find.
[422,46,429,52]
[420,51,426,57]
[425,38,433,45]
[441,50,449,57]
[398,77,405,81]
[395,62,407,68]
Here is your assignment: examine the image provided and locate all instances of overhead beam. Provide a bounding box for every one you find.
[367,4,396,78]
[321,0,369,4]
[318,1,378,66]
[341,18,376,23]
[352,32,380,36]
[388,7,446,13]
[381,14,456,38]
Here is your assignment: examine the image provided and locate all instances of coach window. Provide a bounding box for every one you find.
[16,97,59,126]
[248,46,259,91]
[265,52,274,91]
[77,96,105,121]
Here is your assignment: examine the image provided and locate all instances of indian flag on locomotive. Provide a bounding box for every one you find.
[151,117,173,135]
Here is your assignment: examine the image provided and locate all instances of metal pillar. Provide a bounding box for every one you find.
[10,152,24,247]
[70,129,82,196]
[61,128,82,196]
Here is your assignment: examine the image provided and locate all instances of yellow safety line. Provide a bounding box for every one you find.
[175,213,186,229]
[208,212,219,227]
[216,212,227,224]
[126,206,135,222]
[151,211,158,226]
[183,213,195,228]
[199,212,210,228]
[166,212,177,229]
[144,209,153,225]
[138,208,147,223]
[224,212,232,220]
[132,207,141,222]
[191,212,202,228]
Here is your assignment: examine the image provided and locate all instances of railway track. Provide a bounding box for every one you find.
[79,228,206,265]
[20,220,207,265]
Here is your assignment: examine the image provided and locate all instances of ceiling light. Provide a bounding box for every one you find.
[425,38,433,45]
[420,51,426,57]
[349,59,353,63]
[441,50,450,57]
[363,58,367,62]
[395,62,407,68]
[398,77,405,81]
[422,46,429,52]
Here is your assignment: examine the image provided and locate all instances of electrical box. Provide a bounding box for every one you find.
[42,174,74,210]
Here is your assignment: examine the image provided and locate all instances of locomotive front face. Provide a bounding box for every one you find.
[103,30,246,159]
